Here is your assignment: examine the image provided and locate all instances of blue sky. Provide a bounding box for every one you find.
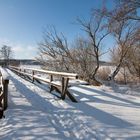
[0,0,114,60]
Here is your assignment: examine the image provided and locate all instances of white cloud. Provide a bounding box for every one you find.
[12,45,37,59]
[0,38,38,59]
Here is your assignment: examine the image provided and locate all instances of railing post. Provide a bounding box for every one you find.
[32,70,35,82]
[3,79,9,110]
[61,77,69,100]
[50,75,53,92]
[18,68,21,76]
[0,87,3,107]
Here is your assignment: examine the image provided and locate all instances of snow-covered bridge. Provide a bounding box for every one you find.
[1,69,140,140]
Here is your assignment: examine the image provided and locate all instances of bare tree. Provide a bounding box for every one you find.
[107,0,140,21]
[97,0,140,82]
[77,8,109,85]
[37,27,74,72]
[71,38,96,81]
[0,45,13,66]
[37,27,103,84]
[125,30,140,82]
[109,19,139,80]
[36,3,113,86]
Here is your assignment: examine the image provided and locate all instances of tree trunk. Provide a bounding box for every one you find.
[123,67,127,84]
[110,65,121,81]
[109,56,124,81]
[91,57,102,86]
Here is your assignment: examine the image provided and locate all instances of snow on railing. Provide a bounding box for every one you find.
[0,67,10,80]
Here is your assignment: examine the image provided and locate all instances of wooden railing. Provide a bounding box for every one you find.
[9,66,78,102]
[0,67,9,119]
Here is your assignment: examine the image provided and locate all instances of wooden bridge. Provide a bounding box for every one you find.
[1,66,79,119]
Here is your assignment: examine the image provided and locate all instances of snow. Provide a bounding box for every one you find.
[0,67,10,80]
[0,69,140,139]
[20,65,41,69]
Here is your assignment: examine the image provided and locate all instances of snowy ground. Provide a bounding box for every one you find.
[0,69,140,140]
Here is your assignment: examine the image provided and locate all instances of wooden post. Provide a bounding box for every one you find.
[50,75,53,92]
[0,107,4,119]
[65,90,77,102]
[32,70,35,82]
[19,68,21,76]
[0,85,4,119]
[23,69,26,78]
[3,79,9,110]
[0,87,3,107]
[24,69,26,73]
[61,77,69,100]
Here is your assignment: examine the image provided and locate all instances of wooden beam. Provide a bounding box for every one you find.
[61,77,69,100]
[32,70,35,82]
[50,75,53,92]
[3,79,9,110]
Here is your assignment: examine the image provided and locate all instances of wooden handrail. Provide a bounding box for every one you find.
[9,66,78,102]
[9,66,78,78]
[0,67,9,111]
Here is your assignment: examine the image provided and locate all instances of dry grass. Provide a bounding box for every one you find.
[97,67,111,81]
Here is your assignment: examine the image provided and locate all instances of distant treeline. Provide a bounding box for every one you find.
[0,59,41,66]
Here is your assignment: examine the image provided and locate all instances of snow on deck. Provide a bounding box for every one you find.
[0,69,140,140]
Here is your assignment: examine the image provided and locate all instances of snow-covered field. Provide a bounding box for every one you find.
[0,69,140,140]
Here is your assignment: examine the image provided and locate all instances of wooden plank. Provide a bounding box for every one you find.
[3,79,9,110]
[51,85,77,102]
[0,68,10,110]
[66,90,78,103]
[0,107,4,119]
[21,68,78,78]
[50,81,61,87]
[10,66,78,79]
[10,68,32,77]
[61,77,69,100]
[32,70,35,82]
[50,75,53,92]
[33,75,50,83]
[61,77,65,99]
[0,93,3,102]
